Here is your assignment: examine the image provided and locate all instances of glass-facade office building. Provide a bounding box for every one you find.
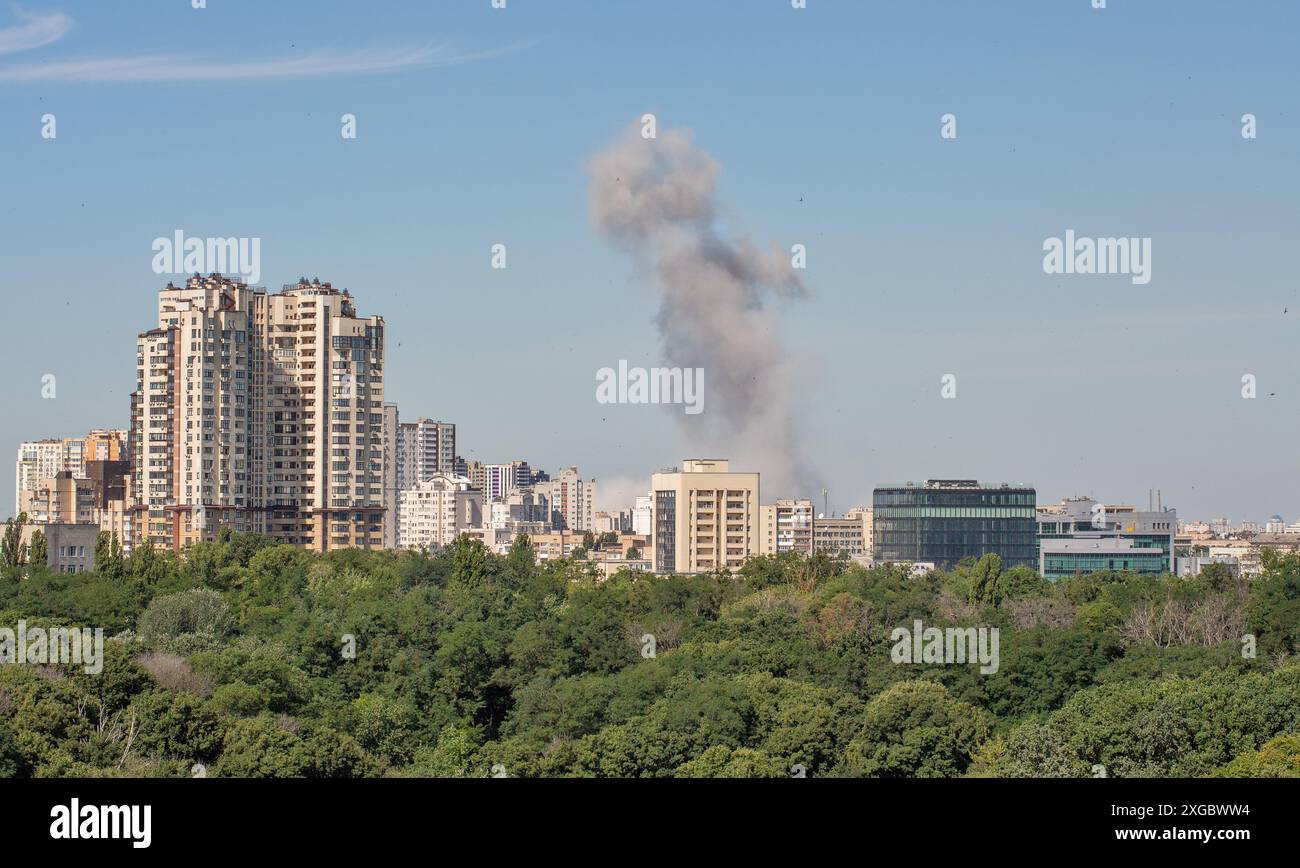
[873,480,1037,570]
[1039,539,1168,579]
[1035,497,1176,580]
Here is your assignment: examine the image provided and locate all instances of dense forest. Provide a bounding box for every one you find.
[1,528,1299,778]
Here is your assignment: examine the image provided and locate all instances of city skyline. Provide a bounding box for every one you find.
[2,1,1297,523]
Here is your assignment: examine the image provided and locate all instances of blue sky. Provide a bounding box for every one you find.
[0,0,1296,522]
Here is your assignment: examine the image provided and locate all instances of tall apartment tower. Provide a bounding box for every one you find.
[395,418,457,489]
[541,466,594,531]
[381,403,400,548]
[15,440,66,515]
[650,459,760,574]
[12,432,120,514]
[131,274,386,551]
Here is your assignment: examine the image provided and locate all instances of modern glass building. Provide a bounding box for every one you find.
[1039,538,1168,579]
[1035,497,1176,580]
[872,480,1037,570]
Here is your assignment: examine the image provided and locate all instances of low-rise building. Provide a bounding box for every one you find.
[589,551,652,580]
[1036,497,1176,576]
[20,523,98,573]
[760,499,814,556]
[813,513,871,558]
[1176,555,1241,579]
[1039,537,1168,579]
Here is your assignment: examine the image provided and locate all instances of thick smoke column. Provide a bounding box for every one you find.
[589,123,817,497]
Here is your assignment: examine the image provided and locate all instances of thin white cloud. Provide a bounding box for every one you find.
[0,38,538,84]
[0,6,72,56]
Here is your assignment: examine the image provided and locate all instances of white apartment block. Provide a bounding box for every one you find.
[398,474,483,551]
[487,488,551,529]
[15,440,66,515]
[633,494,653,535]
[131,274,386,552]
[760,498,815,556]
[396,418,456,489]
[482,463,516,502]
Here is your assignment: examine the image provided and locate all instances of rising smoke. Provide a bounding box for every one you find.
[588,122,819,498]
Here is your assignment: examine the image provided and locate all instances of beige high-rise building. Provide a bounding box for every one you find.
[463,460,486,493]
[540,466,595,532]
[14,430,127,517]
[19,472,98,525]
[760,498,815,556]
[650,459,760,573]
[84,429,127,462]
[130,274,386,552]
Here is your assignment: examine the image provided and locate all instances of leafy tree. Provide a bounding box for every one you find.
[965,553,1003,606]
[2,512,28,568]
[408,724,481,777]
[676,745,787,778]
[212,716,305,778]
[138,588,233,654]
[2,531,1297,780]
[94,532,125,579]
[1039,664,1300,777]
[133,690,224,763]
[842,680,989,777]
[28,530,47,566]
[1247,551,1300,657]
[968,723,1089,778]
[1213,733,1300,778]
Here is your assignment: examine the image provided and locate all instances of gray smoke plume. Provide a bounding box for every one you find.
[588,123,818,498]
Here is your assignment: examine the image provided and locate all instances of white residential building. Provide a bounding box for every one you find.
[396,418,456,489]
[760,499,815,556]
[15,440,66,515]
[633,494,653,535]
[397,474,483,551]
